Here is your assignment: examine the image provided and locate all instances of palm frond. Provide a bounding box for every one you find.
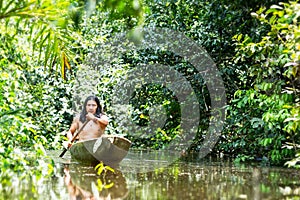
[0,0,81,79]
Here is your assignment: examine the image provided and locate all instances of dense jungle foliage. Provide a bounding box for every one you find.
[0,0,299,187]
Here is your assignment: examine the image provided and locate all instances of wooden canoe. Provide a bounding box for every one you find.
[69,136,131,166]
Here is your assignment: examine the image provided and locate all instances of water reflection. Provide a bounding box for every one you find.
[63,164,128,200]
[1,150,300,199]
[118,151,300,200]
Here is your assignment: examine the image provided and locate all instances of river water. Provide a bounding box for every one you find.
[2,150,300,199]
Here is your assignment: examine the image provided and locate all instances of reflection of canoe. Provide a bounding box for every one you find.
[69,136,131,166]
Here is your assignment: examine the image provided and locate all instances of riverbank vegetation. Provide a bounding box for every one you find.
[0,0,299,188]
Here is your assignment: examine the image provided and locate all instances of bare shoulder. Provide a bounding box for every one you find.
[101,114,109,120]
[99,113,109,126]
[73,114,80,123]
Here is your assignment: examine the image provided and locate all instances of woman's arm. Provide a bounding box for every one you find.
[86,113,109,129]
[66,116,79,141]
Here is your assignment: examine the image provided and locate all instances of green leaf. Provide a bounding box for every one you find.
[269,5,283,10]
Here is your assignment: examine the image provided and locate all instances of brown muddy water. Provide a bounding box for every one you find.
[2,150,300,200]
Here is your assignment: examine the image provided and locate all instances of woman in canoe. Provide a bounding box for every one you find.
[66,95,109,146]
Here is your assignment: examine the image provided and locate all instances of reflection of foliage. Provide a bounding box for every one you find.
[127,162,300,199]
[94,162,115,191]
[95,162,115,175]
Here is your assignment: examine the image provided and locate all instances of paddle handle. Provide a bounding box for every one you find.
[59,120,90,158]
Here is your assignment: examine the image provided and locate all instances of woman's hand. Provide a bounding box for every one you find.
[86,112,96,121]
[62,140,72,148]
[66,131,73,141]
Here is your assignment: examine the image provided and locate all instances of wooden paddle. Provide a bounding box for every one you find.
[59,120,90,158]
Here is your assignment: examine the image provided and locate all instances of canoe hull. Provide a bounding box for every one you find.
[70,136,131,166]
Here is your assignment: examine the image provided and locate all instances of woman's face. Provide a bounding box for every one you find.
[86,100,97,114]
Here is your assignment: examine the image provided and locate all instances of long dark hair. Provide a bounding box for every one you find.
[79,95,103,123]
